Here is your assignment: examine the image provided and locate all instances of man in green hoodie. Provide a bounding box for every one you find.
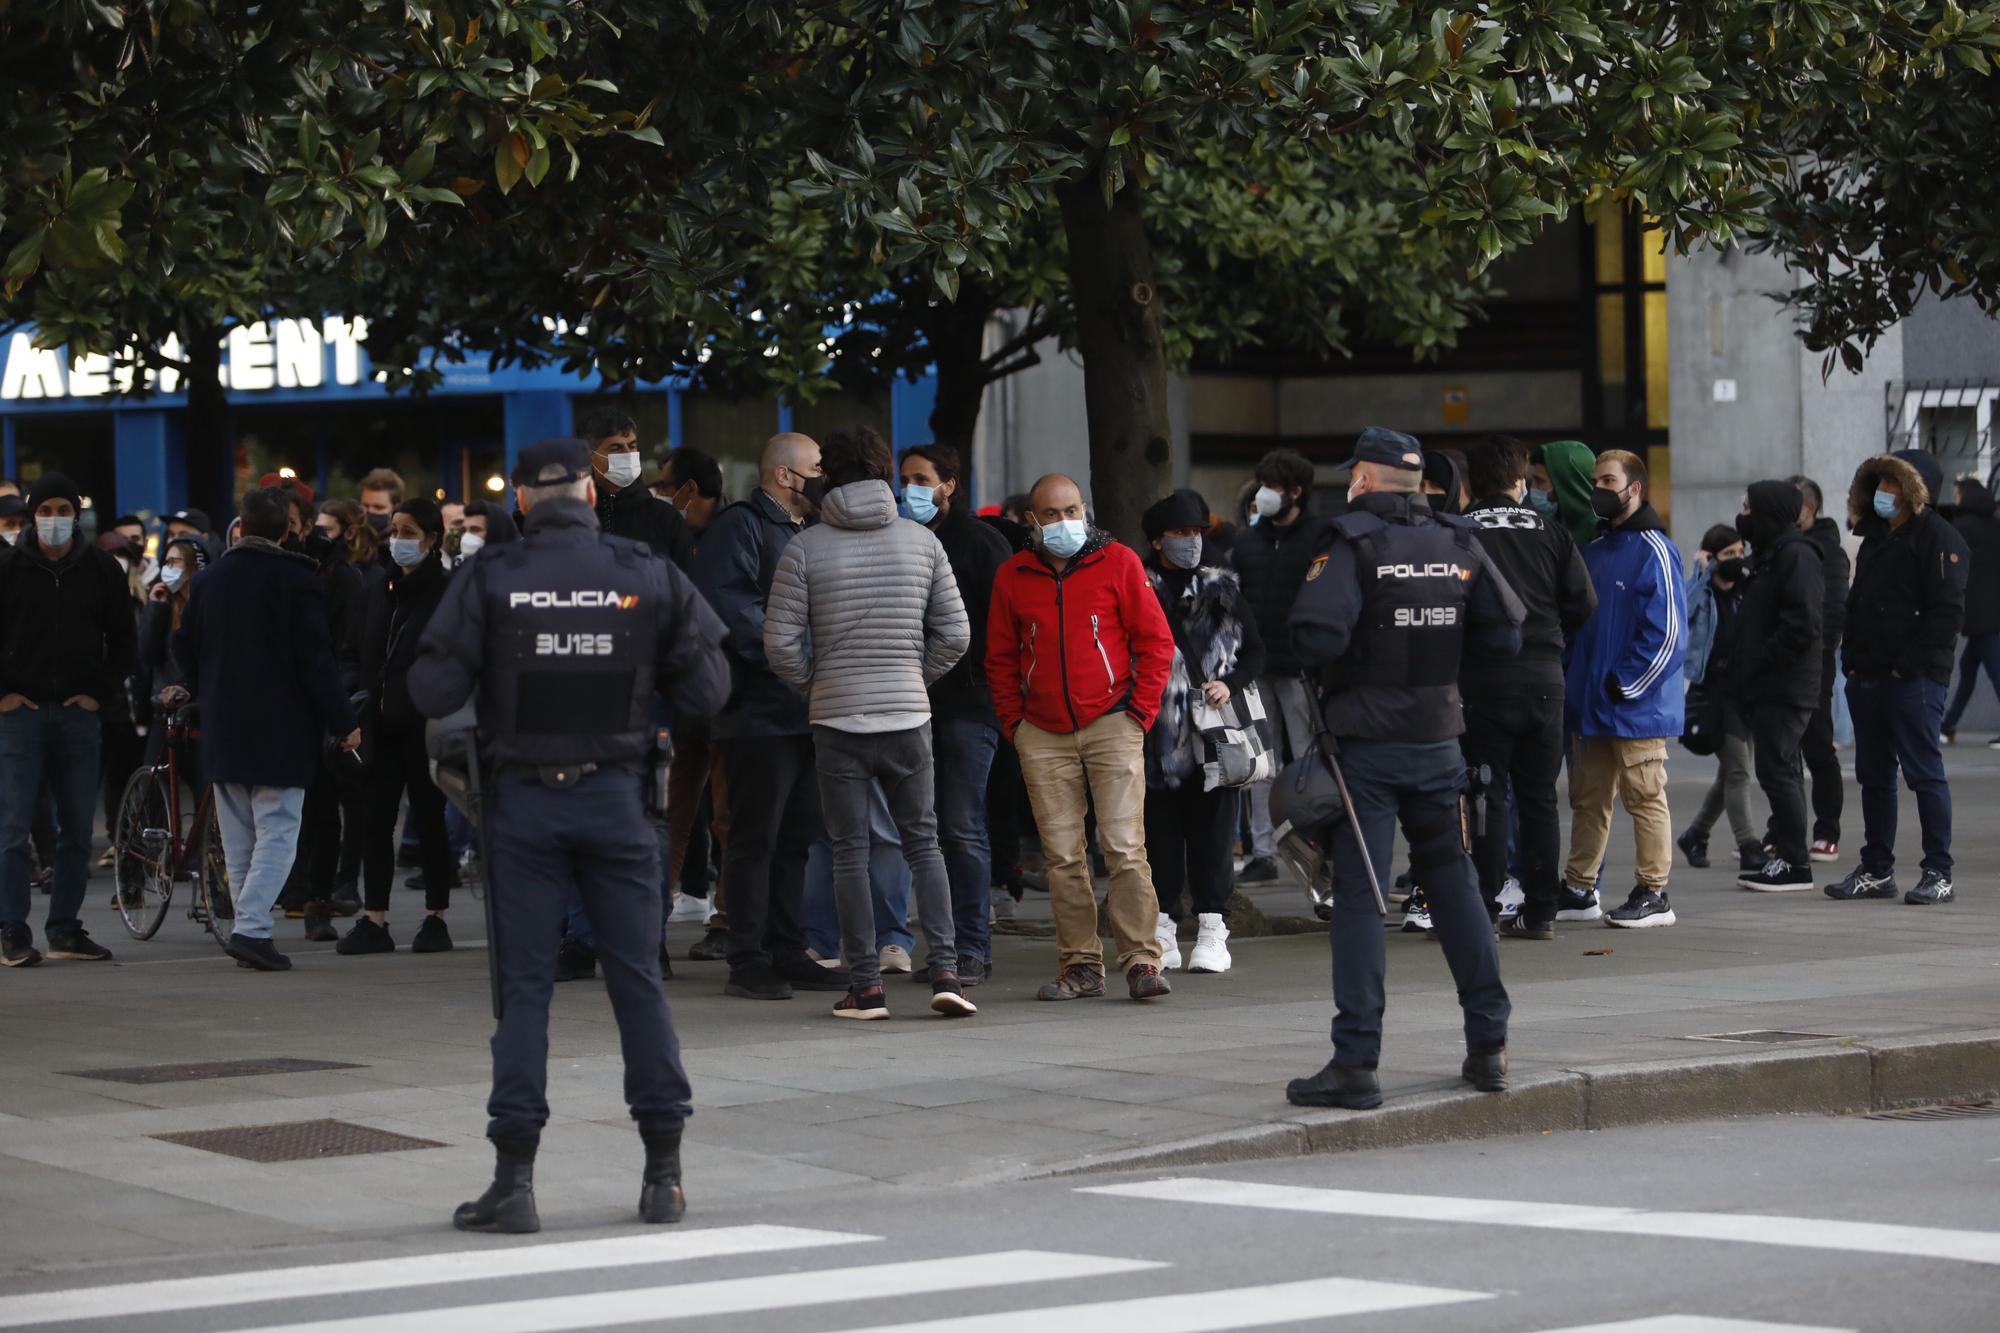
[1538,441,1601,550]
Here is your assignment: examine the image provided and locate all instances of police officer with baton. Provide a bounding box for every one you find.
[409,438,730,1233]
[1284,427,1524,1110]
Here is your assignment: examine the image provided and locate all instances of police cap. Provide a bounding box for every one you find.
[1352,426,1424,472]
[512,437,593,487]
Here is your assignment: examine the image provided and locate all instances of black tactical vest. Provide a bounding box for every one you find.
[1323,511,1476,743]
[472,536,659,766]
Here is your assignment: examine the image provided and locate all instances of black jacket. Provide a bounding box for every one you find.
[1461,495,1596,691]
[1844,454,1969,683]
[1802,516,1850,653]
[1229,511,1336,675]
[1951,480,2000,637]
[0,533,138,706]
[927,503,1013,725]
[170,540,357,790]
[1735,525,1824,709]
[362,553,450,732]
[598,481,694,572]
[690,490,810,738]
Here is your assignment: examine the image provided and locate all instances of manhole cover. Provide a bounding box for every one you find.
[65,1058,363,1085]
[151,1119,444,1162]
[1866,1101,2000,1122]
[1682,1030,1843,1045]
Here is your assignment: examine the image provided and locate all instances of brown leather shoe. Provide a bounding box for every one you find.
[1035,964,1106,1001]
[1125,962,1171,1000]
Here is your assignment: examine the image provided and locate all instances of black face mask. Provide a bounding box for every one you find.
[301,530,336,562]
[364,511,392,535]
[1589,485,1627,521]
[1716,557,1749,584]
[796,475,826,509]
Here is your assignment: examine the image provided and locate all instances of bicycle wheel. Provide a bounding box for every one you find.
[189,800,236,949]
[111,767,175,939]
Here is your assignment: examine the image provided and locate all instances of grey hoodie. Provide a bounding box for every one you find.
[764,478,970,733]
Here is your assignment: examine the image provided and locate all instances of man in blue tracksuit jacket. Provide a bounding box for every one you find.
[1563,449,1688,929]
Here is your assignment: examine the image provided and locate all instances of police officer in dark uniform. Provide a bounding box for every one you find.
[408,438,729,1233]
[1284,427,1523,1111]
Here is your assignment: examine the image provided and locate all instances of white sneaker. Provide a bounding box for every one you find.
[878,945,912,974]
[1496,878,1525,921]
[1187,913,1232,973]
[668,893,709,923]
[805,948,842,970]
[1154,911,1182,970]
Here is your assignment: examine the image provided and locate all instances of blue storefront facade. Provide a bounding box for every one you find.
[0,319,939,522]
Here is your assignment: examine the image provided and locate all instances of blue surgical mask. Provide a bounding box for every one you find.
[389,537,425,568]
[1527,488,1558,519]
[1160,534,1203,569]
[1872,489,1898,521]
[1040,517,1087,558]
[35,515,75,548]
[903,484,938,525]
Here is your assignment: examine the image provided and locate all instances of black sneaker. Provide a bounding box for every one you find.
[410,915,454,953]
[1676,829,1710,869]
[1737,841,1768,873]
[1462,1046,1508,1093]
[1554,885,1603,922]
[1,926,41,968]
[1738,858,1813,893]
[724,958,792,1001]
[335,917,396,955]
[686,926,730,962]
[328,894,362,918]
[1604,886,1676,928]
[1905,868,1955,905]
[832,985,889,1020]
[1825,866,1898,900]
[224,933,292,971]
[301,901,338,943]
[774,951,852,992]
[956,955,989,987]
[1500,915,1555,941]
[1236,856,1279,884]
[554,936,597,982]
[43,926,113,961]
[929,973,977,1017]
[1285,1060,1383,1109]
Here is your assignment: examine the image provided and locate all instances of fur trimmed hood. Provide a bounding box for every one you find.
[1848,453,1932,527]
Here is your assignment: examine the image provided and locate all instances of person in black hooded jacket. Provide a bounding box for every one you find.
[1732,481,1823,890]
[1941,476,2000,743]
[1790,475,1848,860]
[338,498,457,957]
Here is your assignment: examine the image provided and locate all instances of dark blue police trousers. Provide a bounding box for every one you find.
[484,766,692,1145]
[1325,738,1510,1070]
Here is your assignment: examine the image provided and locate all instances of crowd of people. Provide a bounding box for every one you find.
[0,422,1983,1007]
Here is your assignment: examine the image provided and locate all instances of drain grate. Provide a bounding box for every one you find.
[1682,1030,1843,1045]
[65,1058,364,1085]
[1867,1101,2000,1122]
[151,1119,444,1163]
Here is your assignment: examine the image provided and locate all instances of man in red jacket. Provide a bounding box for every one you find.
[986,474,1176,1001]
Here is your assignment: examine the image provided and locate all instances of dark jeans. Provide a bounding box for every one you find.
[1325,739,1510,1070]
[814,724,954,989]
[1802,650,1843,844]
[363,726,453,914]
[1942,633,2000,736]
[934,716,999,961]
[1460,682,1564,923]
[279,769,343,912]
[485,767,689,1144]
[986,727,1028,883]
[0,704,101,934]
[1846,674,1952,877]
[718,733,817,970]
[1750,702,1813,867]
[1144,780,1236,919]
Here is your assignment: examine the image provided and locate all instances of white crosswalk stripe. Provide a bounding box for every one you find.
[221,1250,1162,1333]
[1081,1177,2000,1267]
[1536,1320,1853,1333]
[0,1226,868,1328]
[821,1275,1492,1332]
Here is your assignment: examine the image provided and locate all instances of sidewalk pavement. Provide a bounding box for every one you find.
[3,752,1998,1282]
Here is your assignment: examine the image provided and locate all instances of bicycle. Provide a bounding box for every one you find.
[110,705,234,946]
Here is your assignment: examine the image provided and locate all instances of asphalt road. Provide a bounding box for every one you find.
[4,1112,1995,1333]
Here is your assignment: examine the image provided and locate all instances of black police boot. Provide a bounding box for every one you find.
[1462,1045,1509,1093]
[453,1139,540,1234]
[638,1129,685,1224]
[1285,1060,1383,1110]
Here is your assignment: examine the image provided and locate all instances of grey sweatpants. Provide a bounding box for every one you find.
[813,724,955,989]
[1690,704,1757,851]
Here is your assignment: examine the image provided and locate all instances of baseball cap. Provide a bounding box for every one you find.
[1352,426,1424,471]
[511,438,593,488]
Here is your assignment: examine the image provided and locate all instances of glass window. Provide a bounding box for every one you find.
[1594,200,1625,285]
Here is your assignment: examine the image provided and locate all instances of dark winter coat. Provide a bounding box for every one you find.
[690,489,810,739]
[171,539,357,789]
[0,531,138,706]
[1844,453,1969,683]
[1144,563,1265,790]
[598,481,694,571]
[1950,479,2000,637]
[1802,516,1850,655]
[927,502,1014,725]
[361,552,450,733]
[1461,494,1597,691]
[1229,511,1337,674]
[1733,482,1823,709]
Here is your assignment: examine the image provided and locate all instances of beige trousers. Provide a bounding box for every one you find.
[1014,713,1162,970]
[1566,735,1673,892]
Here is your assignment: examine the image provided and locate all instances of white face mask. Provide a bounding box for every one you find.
[1252,486,1284,518]
[0,530,17,545]
[161,565,186,590]
[36,514,76,547]
[458,533,485,559]
[602,451,643,488]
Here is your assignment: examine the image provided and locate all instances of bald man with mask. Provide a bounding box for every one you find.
[690,434,852,1001]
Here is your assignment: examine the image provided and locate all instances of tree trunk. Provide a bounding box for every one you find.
[1058,177,1173,547]
[925,285,991,461]
[181,323,229,519]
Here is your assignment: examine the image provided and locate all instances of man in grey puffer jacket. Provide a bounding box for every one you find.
[765,427,973,1019]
